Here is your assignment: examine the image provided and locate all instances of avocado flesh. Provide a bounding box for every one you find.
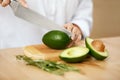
[59,47,89,63]
[85,37,108,60]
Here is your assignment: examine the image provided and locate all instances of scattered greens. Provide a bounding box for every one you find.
[16,55,80,75]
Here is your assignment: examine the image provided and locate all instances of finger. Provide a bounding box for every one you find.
[72,27,82,44]
[1,0,10,7]
[71,33,76,40]
[64,23,73,32]
[64,23,70,28]
[0,0,2,4]
[68,34,78,47]
[74,34,82,43]
[68,34,81,47]
[67,40,75,48]
[64,24,67,29]
[19,0,28,8]
[71,27,79,40]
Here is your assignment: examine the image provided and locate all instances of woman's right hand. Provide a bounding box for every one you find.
[0,0,27,7]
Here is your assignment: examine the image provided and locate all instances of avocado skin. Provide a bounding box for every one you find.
[59,54,87,63]
[42,30,71,49]
[85,38,108,60]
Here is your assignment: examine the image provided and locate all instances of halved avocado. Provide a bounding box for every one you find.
[85,37,108,60]
[59,47,89,63]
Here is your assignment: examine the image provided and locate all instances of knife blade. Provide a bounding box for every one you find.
[10,0,72,36]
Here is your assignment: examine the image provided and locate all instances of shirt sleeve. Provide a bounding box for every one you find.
[71,0,93,39]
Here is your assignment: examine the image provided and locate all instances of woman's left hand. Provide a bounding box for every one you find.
[0,0,28,7]
[64,23,82,47]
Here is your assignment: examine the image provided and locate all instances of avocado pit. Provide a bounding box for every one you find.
[91,40,105,52]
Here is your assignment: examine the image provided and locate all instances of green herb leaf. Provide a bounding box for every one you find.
[16,55,80,75]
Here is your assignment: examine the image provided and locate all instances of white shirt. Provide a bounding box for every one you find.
[0,0,93,49]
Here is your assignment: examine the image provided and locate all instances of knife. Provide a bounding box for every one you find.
[10,0,72,36]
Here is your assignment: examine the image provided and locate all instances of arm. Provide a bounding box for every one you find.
[64,0,93,45]
[71,0,93,38]
[0,0,27,7]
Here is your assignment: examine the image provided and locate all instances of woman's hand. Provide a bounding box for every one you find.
[64,23,82,47]
[0,0,27,7]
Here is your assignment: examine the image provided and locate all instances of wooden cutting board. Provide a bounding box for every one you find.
[23,40,85,61]
[23,44,63,61]
[0,37,120,80]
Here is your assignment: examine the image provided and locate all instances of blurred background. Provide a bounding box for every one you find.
[90,0,120,38]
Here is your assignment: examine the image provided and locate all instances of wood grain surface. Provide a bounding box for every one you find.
[0,37,120,80]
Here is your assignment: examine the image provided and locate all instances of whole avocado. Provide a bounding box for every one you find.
[42,30,71,49]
